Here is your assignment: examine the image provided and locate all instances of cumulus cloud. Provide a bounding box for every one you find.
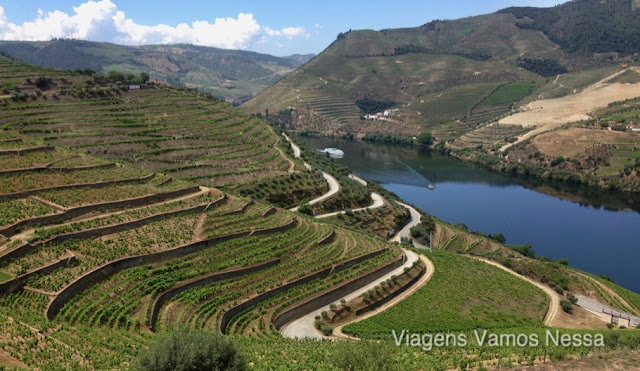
[264,26,305,39]
[0,0,306,50]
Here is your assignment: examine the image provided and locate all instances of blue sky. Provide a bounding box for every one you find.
[0,0,567,56]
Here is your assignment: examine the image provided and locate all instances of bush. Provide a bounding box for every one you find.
[554,285,564,295]
[607,323,615,329]
[135,329,245,371]
[560,300,573,314]
[297,199,312,215]
[321,325,333,336]
[331,340,398,371]
[417,131,434,146]
[566,292,578,304]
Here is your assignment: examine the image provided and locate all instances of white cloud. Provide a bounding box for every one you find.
[264,26,305,39]
[0,1,306,50]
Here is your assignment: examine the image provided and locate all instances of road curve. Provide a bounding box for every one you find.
[348,174,367,186]
[280,249,425,339]
[289,171,340,212]
[472,257,559,326]
[332,253,435,341]
[315,192,384,219]
[391,202,429,249]
[282,133,301,159]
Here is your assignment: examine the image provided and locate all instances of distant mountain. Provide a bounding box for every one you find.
[243,0,640,136]
[0,39,312,103]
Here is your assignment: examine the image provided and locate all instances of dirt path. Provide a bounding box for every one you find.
[0,186,212,253]
[332,252,435,341]
[268,127,295,173]
[472,257,559,326]
[280,249,432,339]
[500,69,640,152]
[315,192,384,219]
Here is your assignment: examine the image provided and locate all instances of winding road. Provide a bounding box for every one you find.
[315,192,384,219]
[391,202,429,249]
[288,171,340,212]
[280,249,431,339]
[279,134,435,340]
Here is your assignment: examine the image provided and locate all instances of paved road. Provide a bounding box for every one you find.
[333,253,435,340]
[576,295,640,327]
[289,171,340,212]
[280,249,421,339]
[348,174,367,186]
[315,192,384,219]
[282,134,301,158]
[391,202,421,243]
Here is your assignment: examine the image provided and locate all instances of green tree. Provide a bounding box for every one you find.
[139,72,150,83]
[297,199,312,215]
[135,329,245,371]
[417,131,434,146]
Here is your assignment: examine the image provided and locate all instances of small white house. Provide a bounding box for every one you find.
[128,85,141,90]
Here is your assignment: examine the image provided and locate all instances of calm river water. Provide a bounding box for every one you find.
[298,136,640,293]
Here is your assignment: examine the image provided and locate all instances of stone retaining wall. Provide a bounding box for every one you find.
[221,200,254,216]
[354,264,425,316]
[0,186,202,238]
[261,207,276,217]
[273,254,405,330]
[317,230,336,246]
[0,163,116,176]
[1,193,221,264]
[0,146,55,156]
[148,258,280,331]
[0,252,77,295]
[0,174,156,201]
[219,248,388,334]
[45,217,297,319]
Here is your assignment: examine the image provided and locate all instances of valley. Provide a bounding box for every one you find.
[1,1,640,369]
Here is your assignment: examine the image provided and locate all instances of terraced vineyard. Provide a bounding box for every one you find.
[0,57,414,369]
[299,94,362,125]
[343,250,549,335]
[0,56,294,190]
[451,123,531,149]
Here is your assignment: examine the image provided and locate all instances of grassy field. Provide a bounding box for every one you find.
[343,250,548,335]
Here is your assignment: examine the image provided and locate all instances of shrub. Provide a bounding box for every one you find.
[554,285,564,295]
[417,131,434,146]
[607,323,615,329]
[560,300,573,314]
[331,340,397,371]
[321,325,333,336]
[566,293,578,304]
[297,199,312,215]
[134,329,245,371]
[329,303,337,310]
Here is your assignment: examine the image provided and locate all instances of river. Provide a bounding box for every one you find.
[297,136,640,293]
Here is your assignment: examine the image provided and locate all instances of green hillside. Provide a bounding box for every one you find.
[0,39,313,104]
[1,56,640,369]
[243,0,640,138]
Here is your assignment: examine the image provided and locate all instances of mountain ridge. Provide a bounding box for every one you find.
[0,39,313,104]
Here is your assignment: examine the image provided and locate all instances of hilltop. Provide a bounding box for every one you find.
[0,39,313,104]
[243,0,640,192]
[245,0,640,134]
